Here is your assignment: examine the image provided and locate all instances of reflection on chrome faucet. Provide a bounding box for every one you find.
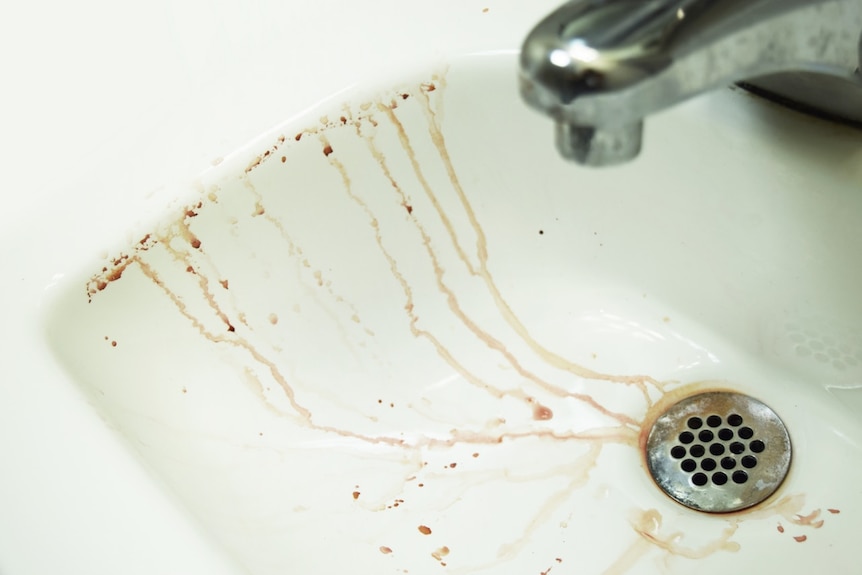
[519,0,862,167]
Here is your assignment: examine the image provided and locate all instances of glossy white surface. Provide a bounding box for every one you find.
[4,1,862,574]
[1,2,558,573]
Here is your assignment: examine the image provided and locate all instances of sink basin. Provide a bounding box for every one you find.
[46,52,862,574]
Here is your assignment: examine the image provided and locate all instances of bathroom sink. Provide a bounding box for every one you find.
[46,52,862,574]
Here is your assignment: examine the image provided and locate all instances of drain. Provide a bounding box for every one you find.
[646,391,791,513]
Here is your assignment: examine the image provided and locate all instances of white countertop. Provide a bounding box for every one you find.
[0,1,559,572]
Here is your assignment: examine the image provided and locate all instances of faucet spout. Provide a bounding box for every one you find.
[520,0,862,166]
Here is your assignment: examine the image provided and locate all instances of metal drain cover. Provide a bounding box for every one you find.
[646,391,791,513]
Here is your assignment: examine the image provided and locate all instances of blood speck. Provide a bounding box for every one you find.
[139,234,150,245]
[295,133,303,141]
[111,340,117,347]
[431,546,449,560]
[220,279,229,289]
[794,535,808,543]
[182,387,187,394]
[186,266,195,273]
[227,324,236,332]
[269,313,279,325]
[190,238,202,249]
[533,405,554,421]
[449,462,457,468]
[352,491,360,500]
[378,399,383,404]
[404,204,413,214]
[390,402,395,408]
[472,453,479,458]
[418,525,432,535]
[281,156,286,163]
[828,509,841,514]
[401,93,409,100]
[556,558,563,563]
[777,524,785,533]
[96,281,108,291]
[418,483,424,487]
[340,116,347,124]
[379,546,393,555]
[482,7,489,12]
[323,145,334,156]
[423,82,437,92]
[185,210,198,218]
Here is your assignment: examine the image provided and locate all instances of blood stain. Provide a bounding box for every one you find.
[352,491,360,500]
[533,404,554,420]
[794,535,808,542]
[323,145,334,156]
[418,525,432,535]
[379,546,393,555]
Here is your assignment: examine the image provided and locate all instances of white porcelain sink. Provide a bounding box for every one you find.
[46,52,862,574]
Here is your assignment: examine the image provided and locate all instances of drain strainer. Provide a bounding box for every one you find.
[646,391,791,513]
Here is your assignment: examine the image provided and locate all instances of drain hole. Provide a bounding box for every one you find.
[739,427,754,439]
[706,415,722,427]
[701,458,717,471]
[679,431,695,444]
[709,443,725,456]
[689,444,705,457]
[681,459,697,472]
[687,417,703,429]
[692,473,709,486]
[727,413,744,427]
[729,442,745,454]
[720,457,737,470]
[698,429,714,442]
[732,470,749,484]
[671,446,686,459]
[750,440,766,453]
[712,472,728,485]
[742,455,758,469]
[718,428,734,441]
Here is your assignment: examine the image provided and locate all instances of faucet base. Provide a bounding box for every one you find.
[740,73,862,127]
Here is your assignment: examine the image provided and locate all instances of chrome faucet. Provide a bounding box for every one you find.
[520,0,862,166]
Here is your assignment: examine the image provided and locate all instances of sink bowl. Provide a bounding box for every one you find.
[46,52,862,574]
